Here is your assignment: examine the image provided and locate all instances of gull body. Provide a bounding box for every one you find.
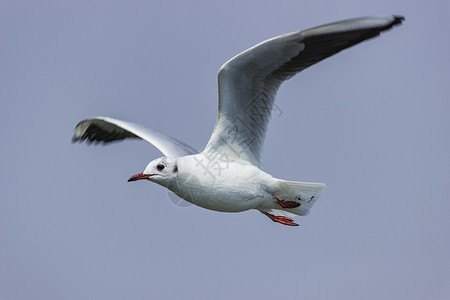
[73,15,404,226]
[146,154,276,213]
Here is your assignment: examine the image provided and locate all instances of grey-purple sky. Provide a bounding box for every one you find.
[1,0,449,299]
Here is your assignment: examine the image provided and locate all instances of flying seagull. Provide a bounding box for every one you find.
[73,15,404,226]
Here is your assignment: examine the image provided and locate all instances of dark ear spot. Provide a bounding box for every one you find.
[173,165,178,173]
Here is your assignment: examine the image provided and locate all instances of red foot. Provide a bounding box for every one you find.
[263,212,299,226]
[277,198,300,208]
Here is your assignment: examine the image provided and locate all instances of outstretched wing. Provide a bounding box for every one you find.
[204,15,404,168]
[73,116,197,157]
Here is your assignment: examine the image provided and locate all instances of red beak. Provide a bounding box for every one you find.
[127,172,152,182]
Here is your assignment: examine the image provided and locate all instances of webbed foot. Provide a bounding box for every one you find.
[263,212,299,226]
[277,198,300,208]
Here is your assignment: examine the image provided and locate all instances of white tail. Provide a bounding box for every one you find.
[271,179,326,216]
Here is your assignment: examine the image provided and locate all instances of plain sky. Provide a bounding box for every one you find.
[1,0,449,299]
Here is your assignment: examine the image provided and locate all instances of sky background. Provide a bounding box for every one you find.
[1,0,449,299]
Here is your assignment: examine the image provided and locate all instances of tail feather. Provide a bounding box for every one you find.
[272,179,326,216]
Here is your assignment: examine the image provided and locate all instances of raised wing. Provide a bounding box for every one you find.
[204,15,404,168]
[73,117,197,157]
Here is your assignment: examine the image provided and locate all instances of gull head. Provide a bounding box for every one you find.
[128,157,178,187]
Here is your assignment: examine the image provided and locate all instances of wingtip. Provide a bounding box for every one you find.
[71,135,87,144]
[392,15,405,25]
[71,127,85,143]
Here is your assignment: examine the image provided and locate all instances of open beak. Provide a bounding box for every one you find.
[127,172,152,182]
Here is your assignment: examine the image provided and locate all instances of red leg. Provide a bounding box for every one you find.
[263,212,299,226]
[277,198,301,208]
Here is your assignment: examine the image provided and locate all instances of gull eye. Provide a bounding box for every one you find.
[156,163,165,171]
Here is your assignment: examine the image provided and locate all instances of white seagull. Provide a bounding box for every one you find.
[73,16,404,226]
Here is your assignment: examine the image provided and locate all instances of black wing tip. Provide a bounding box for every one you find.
[392,15,405,26]
[71,136,112,146]
[72,119,125,145]
[71,135,92,145]
[71,128,126,145]
[377,15,404,34]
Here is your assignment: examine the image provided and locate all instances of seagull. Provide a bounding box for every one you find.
[73,15,404,226]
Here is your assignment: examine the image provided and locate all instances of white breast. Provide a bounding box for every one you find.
[168,154,275,212]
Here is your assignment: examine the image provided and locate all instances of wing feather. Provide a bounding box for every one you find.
[73,117,197,157]
[204,15,404,168]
